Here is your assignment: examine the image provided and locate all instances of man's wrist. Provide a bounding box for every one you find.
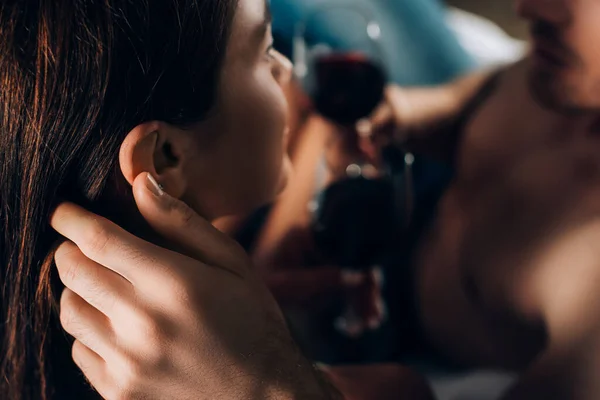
[254,321,342,400]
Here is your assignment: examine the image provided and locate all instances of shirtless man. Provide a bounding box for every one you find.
[372,0,600,393]
[52,0,600,398]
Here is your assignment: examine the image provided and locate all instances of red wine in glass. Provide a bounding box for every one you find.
[295,7,396,340]
[309,52,386,126]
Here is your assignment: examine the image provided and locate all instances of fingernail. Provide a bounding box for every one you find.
[342,270,366,287]
[146,173,164,196]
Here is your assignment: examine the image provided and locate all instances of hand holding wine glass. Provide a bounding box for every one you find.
[294,5,396,337]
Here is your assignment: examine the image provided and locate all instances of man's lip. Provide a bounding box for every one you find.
[531,38,569,67]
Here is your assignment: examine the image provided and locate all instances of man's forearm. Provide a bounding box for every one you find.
[402,67,503,164]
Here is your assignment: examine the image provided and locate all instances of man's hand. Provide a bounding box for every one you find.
[51,173,334,400]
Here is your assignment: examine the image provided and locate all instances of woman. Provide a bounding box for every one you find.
[0,0,292,398]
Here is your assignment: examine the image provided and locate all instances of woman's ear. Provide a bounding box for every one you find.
[119,121,188,198]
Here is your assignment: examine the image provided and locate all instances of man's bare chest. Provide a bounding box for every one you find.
[414,80,600,367]
[456,87,572,184]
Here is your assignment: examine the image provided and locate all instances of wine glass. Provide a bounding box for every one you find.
[294,4,392,338]
[293,3,387,128]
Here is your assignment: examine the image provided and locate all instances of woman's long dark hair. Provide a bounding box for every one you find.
[0,0,237,398]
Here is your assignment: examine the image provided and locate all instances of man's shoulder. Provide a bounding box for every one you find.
[469,59,539,122]
[460,58,568,160]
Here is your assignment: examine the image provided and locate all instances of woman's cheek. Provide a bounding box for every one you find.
[257,66,289,129]
[269,79,289,139]
[276,155,292,194]
[262,78,288,152]
[249,69,289,181]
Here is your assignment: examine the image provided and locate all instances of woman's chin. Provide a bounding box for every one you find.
[275,156,293,196]
[208,157,293,220]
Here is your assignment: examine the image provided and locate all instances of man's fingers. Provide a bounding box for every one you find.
[132,173,248,276]
[60,288,117,361]
[51,202,174,285]
[356,86,409,158]
[368,101,394,133]
[359,85,411,147]
[361,85,406,133]
[71,340,114,399]
[55,241,132,317]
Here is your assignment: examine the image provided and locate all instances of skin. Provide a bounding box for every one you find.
[51,0,425,398]
[119,0,292,221]
[50,0,330,398]
[252,0,600,397]
[53,0,600,398]
[362,0,600,397]
[52,181,337,399]
[416,0,600,366]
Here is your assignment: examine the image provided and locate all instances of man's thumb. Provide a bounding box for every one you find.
[131,172,247,272]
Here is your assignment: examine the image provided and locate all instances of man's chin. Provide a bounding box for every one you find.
[527,63,593,114]
[529,73,560,110]
[528,71,572,113]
